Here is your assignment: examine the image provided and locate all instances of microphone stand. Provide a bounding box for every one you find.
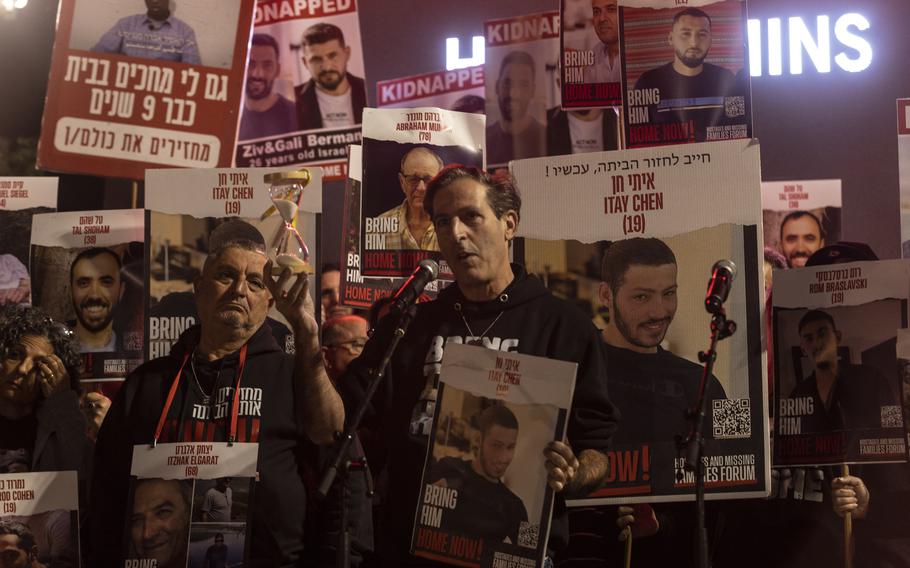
[682,306,736,568]
[318,305,416,568]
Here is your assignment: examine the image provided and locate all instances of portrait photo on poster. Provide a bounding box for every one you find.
[68,0,242,69]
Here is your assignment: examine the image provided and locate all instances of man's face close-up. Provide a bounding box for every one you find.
[592,0,619,46]
[129,480,190,568]
[302,39,350,92]
[781,216,824,268]
[145,0,170,20]
[194,247,272,337]
[670,14,712,69]
[800,319,839,371]
[399,151,443,215]
[478,424,518,480]
[606,263,678,352]
[71,254,122,334]
[320,270,352,319]
[323,318,368,378]
[496,61,535,123]
[432,179,516,294]
[246,45,280,100]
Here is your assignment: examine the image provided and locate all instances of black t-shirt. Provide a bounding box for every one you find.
[0,414,37,473]
[427,457,528,548]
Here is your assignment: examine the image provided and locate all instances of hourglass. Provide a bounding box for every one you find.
[264,169,313,274]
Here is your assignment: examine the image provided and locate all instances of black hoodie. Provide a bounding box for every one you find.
[341,264,618,566]
[91,323,317,567]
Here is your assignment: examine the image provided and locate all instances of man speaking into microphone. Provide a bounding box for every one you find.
[340,166,618,565]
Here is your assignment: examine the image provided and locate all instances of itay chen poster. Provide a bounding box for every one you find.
[412,344,577,568]
[512,138,769,503]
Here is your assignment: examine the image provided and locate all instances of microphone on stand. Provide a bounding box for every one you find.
[705,260,736,315]
[391,259,439,313]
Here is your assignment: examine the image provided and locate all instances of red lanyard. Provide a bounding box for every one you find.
[152,343,249,447]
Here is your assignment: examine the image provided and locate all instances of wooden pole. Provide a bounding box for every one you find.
[624,533,632,568]
[842,464,853,568]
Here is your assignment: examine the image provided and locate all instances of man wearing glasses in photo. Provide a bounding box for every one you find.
[374,147,444,251]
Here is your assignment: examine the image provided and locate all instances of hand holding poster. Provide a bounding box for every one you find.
[412,343,577,568]
[29,209,145,380]
[772,259,910,466]
[39,0,255,179]
[621,0,751,148]
[0,178,57,307]
[511,139,768,503]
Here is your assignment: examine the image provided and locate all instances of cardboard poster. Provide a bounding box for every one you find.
[772,260,910,467]
[0,177,57,307]
[511,139,769,503]
[761,179,842,270]
[621,0,751,148]
[359,107,484,278]
[896,328,910,446]
[38,0,255,179]
[126,442,257,568]
[0,471,81,568]
[899,99,910,258]
[411,344,576,568]
[484,12,560,169]
[234,0,366,182]
[30,209,145,381]
[145,167,322,358]
[561,0,623,109]
[377,66,485,112]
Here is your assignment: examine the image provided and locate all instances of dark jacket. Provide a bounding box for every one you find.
[340,264,618,566]
[33,389,93,477]
[90,323,370,567]
[294,73,367,131]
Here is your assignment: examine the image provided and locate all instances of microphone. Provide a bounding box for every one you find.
[705,260,736,314]
[391,259,439,313]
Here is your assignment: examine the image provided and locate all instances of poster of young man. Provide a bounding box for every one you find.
[38,0,255,180]
[29,209,145,381]
[560,0,623,109]
[359,107,484,278]
[0,177,57,307]
[411,344,576,568]
[511,139,768,503]
[377,66,485,112]
[234,0,366,182]
[484,11,559,169]
[124,442,257,568]
[772,259,909,467]
[762,179,842,270]
[0,471,81,568]
[898,99,910,258]
[145,166,322,358]
[621,0,751,148]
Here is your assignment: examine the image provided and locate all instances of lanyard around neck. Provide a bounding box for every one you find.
[152,343,249,447]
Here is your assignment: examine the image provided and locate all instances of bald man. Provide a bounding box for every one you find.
[321,315,369,381]
[373,147,444,251]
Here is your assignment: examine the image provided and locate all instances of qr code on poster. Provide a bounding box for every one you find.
[725,96,745,118]
[881,405,903,428]
[518,521,539,549]
[713,398,751,439]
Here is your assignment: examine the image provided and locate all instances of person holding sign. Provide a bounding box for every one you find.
[91,220,346,566]
[340,166,617,565]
